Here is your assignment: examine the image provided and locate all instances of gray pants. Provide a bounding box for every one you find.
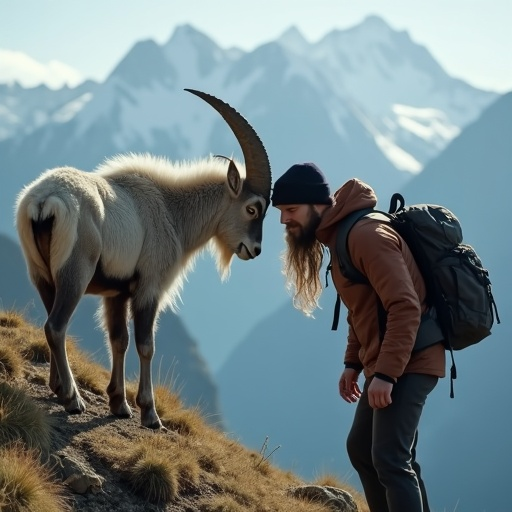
[346,373,438,512]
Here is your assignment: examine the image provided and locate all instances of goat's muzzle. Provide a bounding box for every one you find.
[237,243,261,260]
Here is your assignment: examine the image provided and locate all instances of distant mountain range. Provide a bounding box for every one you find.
[218,91,512,512]
[0,80,98,141]
[0,16,499,373]
[1,16,510,511]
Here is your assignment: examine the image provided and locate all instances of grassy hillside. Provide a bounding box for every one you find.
[0,310,368,512]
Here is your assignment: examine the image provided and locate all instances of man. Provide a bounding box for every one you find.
[271,162,445,512]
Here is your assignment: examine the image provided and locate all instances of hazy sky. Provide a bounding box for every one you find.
[1,0,511,92]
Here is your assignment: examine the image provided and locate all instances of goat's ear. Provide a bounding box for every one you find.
[226,160,242,197]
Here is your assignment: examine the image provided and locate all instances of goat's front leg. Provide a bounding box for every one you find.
[103,295,132,418]
[133,299,162,429]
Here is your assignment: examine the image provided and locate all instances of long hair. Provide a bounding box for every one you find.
[280,207,325,316]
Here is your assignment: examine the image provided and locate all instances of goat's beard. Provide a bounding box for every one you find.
[281,208,324,317]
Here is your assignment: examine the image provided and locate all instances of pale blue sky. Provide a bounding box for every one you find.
[1,0,511,92]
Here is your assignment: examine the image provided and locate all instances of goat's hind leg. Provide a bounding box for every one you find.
[33,277,60,393]
[133,298,162,429]
[45,261,93,414]
[103,295,132,418]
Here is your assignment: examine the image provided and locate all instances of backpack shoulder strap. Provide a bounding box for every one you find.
[334,194,403,285]
[331,207,391,332]
[335,208,390,283]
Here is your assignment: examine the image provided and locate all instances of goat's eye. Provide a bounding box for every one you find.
[246,206,257,217]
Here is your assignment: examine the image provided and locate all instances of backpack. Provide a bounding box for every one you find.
[330,192,500,397]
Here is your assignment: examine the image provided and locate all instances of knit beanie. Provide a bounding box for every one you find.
[271,163,332,206]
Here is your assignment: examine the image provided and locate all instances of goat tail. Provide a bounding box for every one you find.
[16,188,79,284]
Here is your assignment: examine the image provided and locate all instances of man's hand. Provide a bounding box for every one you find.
[368,377,393,409]
[339,368,362,403]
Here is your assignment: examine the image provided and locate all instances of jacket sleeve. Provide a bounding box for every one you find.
[344,310,363,371]
[349,220,422,379]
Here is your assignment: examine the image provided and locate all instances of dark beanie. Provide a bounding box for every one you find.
[271,162,332,206]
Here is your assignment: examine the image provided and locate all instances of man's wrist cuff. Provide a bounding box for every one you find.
[345,362,363,372]
[374,372,395,384]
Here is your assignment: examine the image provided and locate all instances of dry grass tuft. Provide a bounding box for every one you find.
[154,383,183,413]
[0,443,71,512]
[161,407,204,436]
[21,335,50,363]
[0,311,49,364]
[128,437,201,497]
[0,345,25,379]
[128,451,179,503]
[0,382,53,453]
[0,311,24,329]
[155,384,204,436]
[314,473,350,488]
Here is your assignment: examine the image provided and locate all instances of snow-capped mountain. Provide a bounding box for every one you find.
[0,80,98,141]
[0,16,499,371]
[279,15,493,171]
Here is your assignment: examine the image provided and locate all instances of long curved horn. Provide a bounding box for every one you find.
[184,88,272,201]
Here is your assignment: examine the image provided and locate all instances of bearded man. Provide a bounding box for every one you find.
[271,162,445,512]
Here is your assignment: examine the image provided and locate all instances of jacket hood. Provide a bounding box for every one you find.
[316,178,377,244]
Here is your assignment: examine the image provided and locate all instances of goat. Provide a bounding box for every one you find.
[15,89,272,429]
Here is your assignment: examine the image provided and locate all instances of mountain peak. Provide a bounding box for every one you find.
[360,14,392,30]
[165,23,219,51]
[108,39,175,88]
[163,24,228,79]
[277,26,310,53]
[326,13,395,44]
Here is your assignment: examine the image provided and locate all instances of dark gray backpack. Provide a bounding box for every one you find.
[331,193,500,396]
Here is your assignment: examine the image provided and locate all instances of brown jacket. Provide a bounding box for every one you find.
[316,178,445,380]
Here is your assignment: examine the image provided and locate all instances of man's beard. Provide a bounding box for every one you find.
[281,207,324,317]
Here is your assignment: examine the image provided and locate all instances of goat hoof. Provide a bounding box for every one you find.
[110,399,132,418]
[67,407,84,415]
[115,411,133,419]
[65,395,87,415]
[144,419,163,430]
[114,409,133,419]
[141,412,162,430]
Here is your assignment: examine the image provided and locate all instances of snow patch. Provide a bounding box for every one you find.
[52,92,93,123]
[374,133,422,173]
[392,103,460,148]
[354,104,422,173]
